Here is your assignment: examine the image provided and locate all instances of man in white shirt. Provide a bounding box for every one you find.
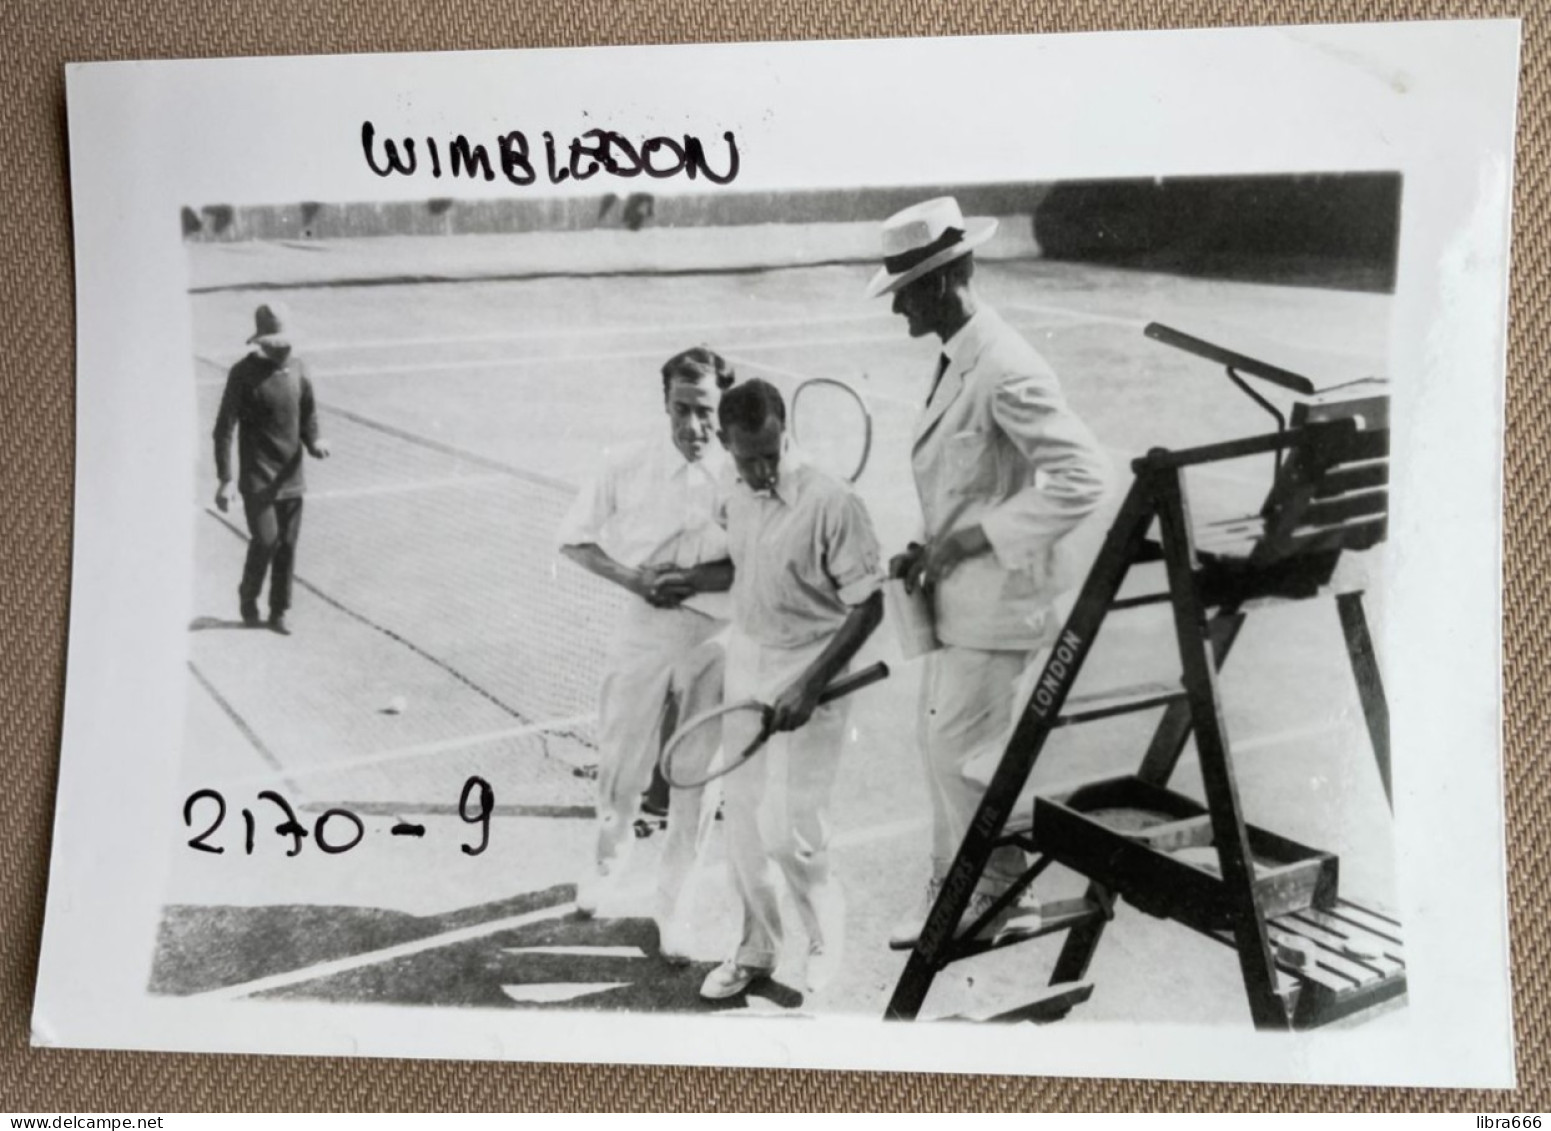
[697,378,885,1001]
[865,197,1110,949]
[556,347,737,953]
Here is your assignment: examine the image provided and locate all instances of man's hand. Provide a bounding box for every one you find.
[632,564,665,603]
[910,525,992,592]
[890,542,925,593]
[309,439,332,460]
[214,481,235,513]
[632,565,694,608]
[768,672,825,733]
[644,567,698,609]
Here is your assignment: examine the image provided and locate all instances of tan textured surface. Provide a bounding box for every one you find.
[0,0,1538,1112]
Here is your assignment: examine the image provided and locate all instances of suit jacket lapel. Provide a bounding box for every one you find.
[914,357,964,447]
[913,311,996,450]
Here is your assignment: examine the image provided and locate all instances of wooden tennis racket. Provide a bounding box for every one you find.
[658,661,890,790]
[790,377,873,484]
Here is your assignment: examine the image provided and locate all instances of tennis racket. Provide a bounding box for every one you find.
[658,661,890,790]
[791,377,873,484]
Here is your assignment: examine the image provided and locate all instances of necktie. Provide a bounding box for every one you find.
[926,353,949,407]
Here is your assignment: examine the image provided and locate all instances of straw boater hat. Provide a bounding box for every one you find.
[865,197,998,298]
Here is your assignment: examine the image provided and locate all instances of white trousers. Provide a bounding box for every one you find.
[918,645,1040,893]
[721,632,849,969]
[595,601,725,919]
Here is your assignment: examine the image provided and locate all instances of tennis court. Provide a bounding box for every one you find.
[159,220,1399,1026]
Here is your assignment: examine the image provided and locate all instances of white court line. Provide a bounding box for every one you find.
[723,351,923,412]
[194,900,577,1002]
[500,982,632,1004]
[213,714,597,789]
[305,473,508,502]
[302,310,895,353]
[293,296,1139,357]
[502,945,646,959]
[718,351,826,387]
[194,300,1141,384]
[1002,301,1150,331]
[716,351,909,401]
[1232,717,1357,754]
[300,331,905,378]
[196,348,654,386]
[195,332,906,387]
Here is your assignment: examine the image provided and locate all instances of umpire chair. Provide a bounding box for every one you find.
[886,324,1401,1030]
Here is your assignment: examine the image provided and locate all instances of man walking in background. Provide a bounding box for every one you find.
[866,197,1110,949]
[214,302,331,635]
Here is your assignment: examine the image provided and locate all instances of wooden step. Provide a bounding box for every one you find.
[1032,776,1339,929]
[1325,899,1405,947]
[1295,904,1405,965]
[1000,807,1212,851]
[941,897,1108,963]
[1055,682,1186,728]
[1196,514,1265,557]
[1212,898,1408,1029]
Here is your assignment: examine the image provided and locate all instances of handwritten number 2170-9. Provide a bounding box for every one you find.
[183,777,494,857]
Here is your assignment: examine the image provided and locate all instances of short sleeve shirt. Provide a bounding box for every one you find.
[719,450,884,649]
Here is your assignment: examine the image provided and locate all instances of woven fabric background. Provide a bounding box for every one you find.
[1,0,1539,1112]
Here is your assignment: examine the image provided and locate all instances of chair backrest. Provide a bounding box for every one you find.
[1251,393,1390,566]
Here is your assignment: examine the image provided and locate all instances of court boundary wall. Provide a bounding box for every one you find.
[182,173,1401,293]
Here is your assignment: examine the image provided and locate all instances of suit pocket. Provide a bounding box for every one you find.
[945,429,998,497]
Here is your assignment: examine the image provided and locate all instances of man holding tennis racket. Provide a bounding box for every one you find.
[556,347,737,940]
[867,197,1110,949]
[695,378,885,1001]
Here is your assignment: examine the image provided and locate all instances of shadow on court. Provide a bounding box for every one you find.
[149,886,575,996]
[188,615,256,632]
[254,911,806,1014]
[151,883,807,1015]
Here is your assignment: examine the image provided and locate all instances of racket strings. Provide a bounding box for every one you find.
[791,378,872,484]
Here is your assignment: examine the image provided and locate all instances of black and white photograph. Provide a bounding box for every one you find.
[38,22,1518,1085]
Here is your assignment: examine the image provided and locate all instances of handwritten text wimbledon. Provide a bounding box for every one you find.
[361,121,740,186]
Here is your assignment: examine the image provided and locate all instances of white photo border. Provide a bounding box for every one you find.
[39,19,1520,1086]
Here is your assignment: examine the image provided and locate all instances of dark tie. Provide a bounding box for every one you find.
[926,353,949,407]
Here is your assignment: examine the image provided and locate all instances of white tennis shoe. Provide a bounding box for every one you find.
[699,961,773,1000]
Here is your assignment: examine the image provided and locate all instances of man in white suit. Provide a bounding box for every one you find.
[866,197,1110,949]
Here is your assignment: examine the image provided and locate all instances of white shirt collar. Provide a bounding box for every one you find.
[661,430,725,480]
[940,307,988,364]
